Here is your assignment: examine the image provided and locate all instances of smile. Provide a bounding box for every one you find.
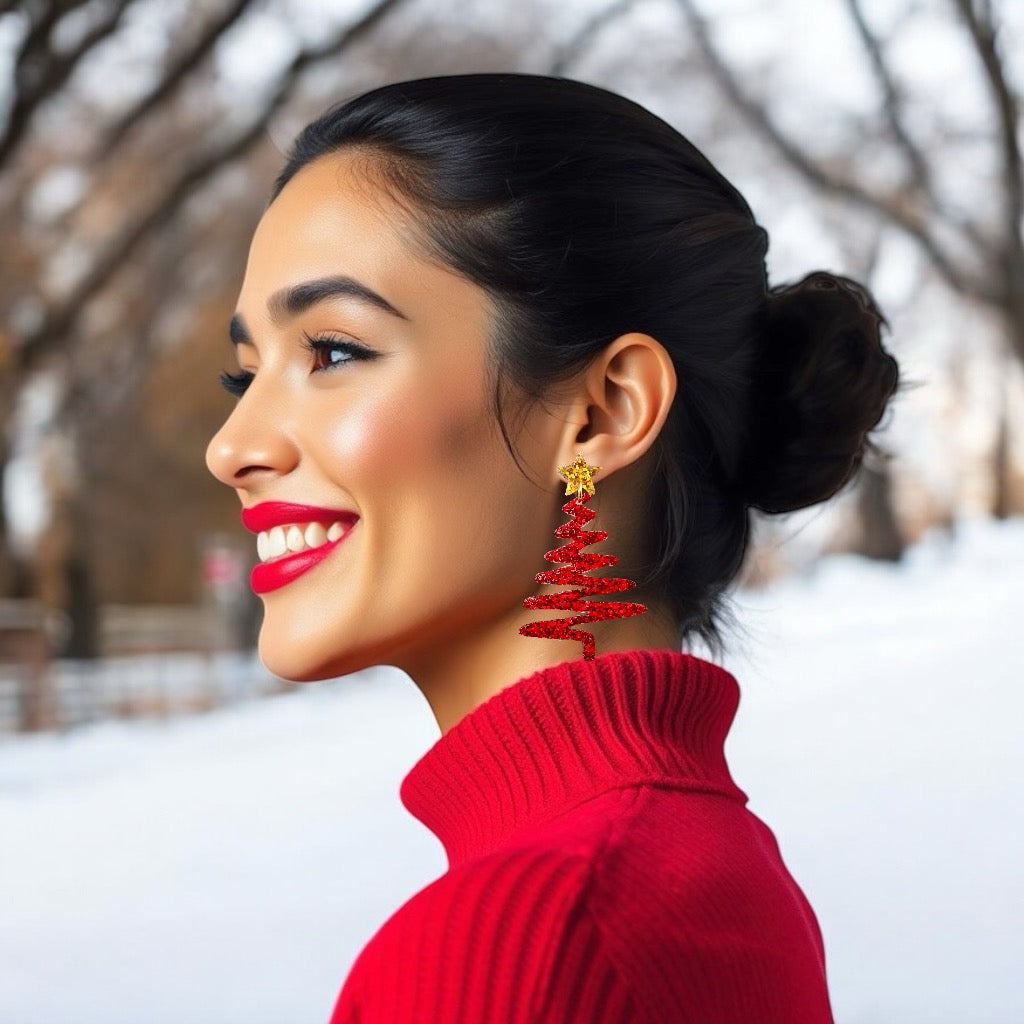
[256,521,349,562]
[242,503,359,595]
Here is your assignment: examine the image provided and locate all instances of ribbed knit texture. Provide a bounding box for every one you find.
[328,648,835,1023]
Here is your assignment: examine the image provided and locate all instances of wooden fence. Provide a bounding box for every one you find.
[0,601,281,734]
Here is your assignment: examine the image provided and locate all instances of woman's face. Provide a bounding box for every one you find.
[206,151,567,682]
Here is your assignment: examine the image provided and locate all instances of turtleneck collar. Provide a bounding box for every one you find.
[399,648,749,869]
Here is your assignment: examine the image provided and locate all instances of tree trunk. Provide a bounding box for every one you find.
[992,374,1011,520]
[0,451,34,599]
[35,478,101,660]
[62,552,99,659]
[856,462,904,561]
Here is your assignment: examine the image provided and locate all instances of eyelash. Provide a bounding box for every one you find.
[220,369,254,397]
[219,332,377,398]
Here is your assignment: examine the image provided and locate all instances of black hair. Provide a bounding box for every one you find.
[273,73,900,651]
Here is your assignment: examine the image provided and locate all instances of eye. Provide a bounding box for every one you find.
[220,370,254,397]
[303,331,378,373]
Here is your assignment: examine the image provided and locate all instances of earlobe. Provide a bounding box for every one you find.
[561,332,677,478]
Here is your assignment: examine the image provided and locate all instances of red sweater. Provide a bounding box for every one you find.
[329,648,834,1023]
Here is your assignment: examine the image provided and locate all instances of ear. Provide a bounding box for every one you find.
[555,332,677,482]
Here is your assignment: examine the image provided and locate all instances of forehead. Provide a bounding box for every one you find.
[246,151,413,286]
[238,150,492,342]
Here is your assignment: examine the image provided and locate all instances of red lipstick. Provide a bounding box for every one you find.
[242,502,358,533]
[242,503,359,595]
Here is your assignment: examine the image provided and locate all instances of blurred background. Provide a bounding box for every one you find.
[0,1,1020,1022]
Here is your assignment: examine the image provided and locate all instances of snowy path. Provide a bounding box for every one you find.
[1,518,1021,1024]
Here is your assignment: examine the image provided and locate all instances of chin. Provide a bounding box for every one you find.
[256,627,376,683]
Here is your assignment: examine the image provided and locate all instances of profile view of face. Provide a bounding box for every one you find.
[206,151,565,682]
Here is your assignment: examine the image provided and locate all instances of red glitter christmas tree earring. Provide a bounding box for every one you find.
[519,453,647,661]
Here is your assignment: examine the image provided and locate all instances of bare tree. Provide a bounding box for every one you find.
[672,0,1022,338]
[6,0,410,374]
[0,0,411,651]
[0,0,134,167]
[672,0,1022,521]
[674,1,1020,324]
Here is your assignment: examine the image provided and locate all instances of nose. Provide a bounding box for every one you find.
[206,386,300,490]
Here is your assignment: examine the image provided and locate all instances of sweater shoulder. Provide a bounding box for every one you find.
[330,784,834,1023]
[353,785,643,960]
[330,820,644,1023]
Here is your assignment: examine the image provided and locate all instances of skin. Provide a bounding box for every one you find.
[206,150,681,735]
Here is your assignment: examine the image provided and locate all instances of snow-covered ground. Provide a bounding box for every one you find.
[1,517,1021,1024]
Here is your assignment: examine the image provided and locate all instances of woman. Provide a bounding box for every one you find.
[207,74,899,1023]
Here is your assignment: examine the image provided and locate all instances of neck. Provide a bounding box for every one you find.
[399,592,681,735]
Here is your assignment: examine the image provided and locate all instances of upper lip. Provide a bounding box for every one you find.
[241,502,359,533]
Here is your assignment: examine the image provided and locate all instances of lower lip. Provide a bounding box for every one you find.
[249,526,355,595]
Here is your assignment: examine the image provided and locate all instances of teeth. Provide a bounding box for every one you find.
[267,526,287,558]
[255,521,349,563]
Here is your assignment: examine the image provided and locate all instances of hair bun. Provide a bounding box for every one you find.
[740,271,900,514]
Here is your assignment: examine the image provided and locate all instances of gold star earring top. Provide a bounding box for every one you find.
[558,453,601,498]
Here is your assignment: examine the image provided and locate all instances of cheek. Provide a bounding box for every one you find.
[317,387,408,469]
[425,392,517,504]
[371,376,495,474]
[438,403,476,459]
[309,372,498,512]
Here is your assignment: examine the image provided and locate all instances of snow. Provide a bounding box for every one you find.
[717,517,1024,1024]
[1,518,1021,1024]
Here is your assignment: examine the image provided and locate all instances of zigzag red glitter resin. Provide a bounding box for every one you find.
[519,489,647,660]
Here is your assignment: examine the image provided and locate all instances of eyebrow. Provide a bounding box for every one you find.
[230,275,407,345]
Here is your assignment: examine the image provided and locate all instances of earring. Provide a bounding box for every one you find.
[519,452,647,660]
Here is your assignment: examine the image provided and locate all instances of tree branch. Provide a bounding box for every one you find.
[0,0,132,168]
[952,0,1023,297]
[100,0,255,153]
[675,0,996,303]
[843,0,933,193]
[16,0,410,374]
[549,0,639,76]
[1,2,84,162]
